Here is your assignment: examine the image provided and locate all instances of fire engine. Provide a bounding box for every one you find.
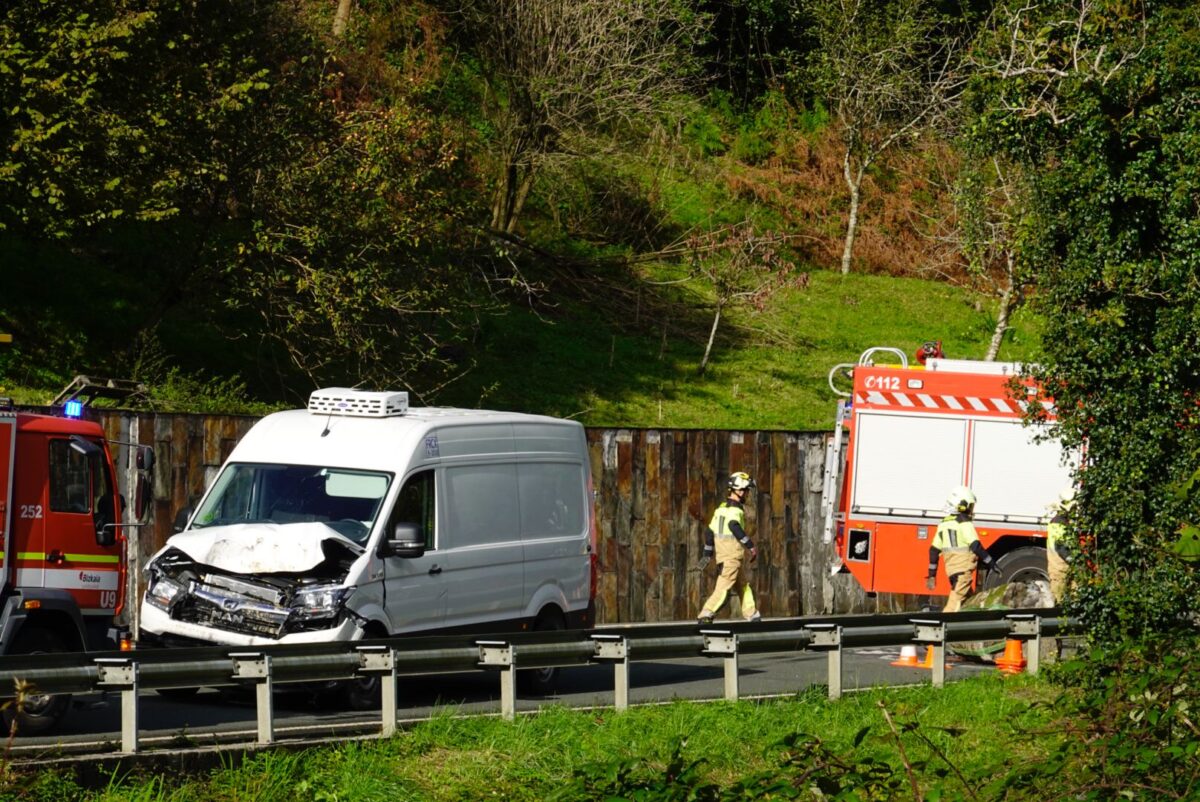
[821,345,1078,601]
[0,401,153,733]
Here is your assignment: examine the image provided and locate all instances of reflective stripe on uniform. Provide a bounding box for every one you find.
[932,516,979,551]
[708,503,744,538]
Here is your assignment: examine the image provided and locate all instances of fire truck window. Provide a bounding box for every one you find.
[93,457,118,526]
[49,439,91,514]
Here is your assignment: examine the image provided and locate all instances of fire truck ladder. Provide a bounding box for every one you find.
[820,346,909,545]
[820,398,850,545]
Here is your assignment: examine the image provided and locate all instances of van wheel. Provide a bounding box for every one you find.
[3,629,72,736]
[518,610,565,695]
[342,675,382,711]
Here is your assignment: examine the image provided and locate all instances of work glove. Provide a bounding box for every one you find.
[925,576,936,591]
[698,552,712,571]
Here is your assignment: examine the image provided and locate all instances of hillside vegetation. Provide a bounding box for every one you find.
[0,0,1029,428]
[3,0,1199,658]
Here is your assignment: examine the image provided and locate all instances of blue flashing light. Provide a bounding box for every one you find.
[63,400,84,418]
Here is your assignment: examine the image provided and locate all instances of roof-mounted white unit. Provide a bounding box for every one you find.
[308,388,409,418]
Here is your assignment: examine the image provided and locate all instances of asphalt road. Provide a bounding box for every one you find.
[11,645,993,761]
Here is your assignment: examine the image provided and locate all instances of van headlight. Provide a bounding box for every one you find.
[290,584,354,622]
[146,574,187,612]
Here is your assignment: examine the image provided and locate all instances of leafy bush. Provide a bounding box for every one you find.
[1002,635,1200,801]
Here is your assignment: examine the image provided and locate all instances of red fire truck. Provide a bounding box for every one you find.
[821,345,1078,601]
[0,403,153,733]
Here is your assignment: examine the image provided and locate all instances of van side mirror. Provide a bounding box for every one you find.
[384,522,426,558]
[172,505,193,534]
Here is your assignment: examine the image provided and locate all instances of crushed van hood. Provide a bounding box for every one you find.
[165,523,364,574]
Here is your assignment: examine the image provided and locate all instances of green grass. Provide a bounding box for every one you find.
[4,674,1062,801]
[3,267,1043,430]
[441,269,1045,430]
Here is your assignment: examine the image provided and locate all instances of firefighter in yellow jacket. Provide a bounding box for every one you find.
[1046,487,1074,603]
[698,472,760,624]
[926,485,995,613]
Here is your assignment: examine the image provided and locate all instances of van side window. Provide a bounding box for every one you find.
[444,465,519,548]
[48,439,91,514]
[393,470,436,548]
[518,463,585,538]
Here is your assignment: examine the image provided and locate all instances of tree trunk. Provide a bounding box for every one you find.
[985,252,1017,361]
[699,299,723,375]
[490,162,517,232]
[506,168,537,234]
[332,0,352,37]
[840,152,865,275]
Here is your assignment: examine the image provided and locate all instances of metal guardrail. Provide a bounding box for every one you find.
[0,608,1074,755]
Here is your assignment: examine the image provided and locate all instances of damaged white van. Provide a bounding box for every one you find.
[139,389,597,694]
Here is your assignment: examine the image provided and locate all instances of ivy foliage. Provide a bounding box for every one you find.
[1007,636,1200,801]
[969,0,1200,641]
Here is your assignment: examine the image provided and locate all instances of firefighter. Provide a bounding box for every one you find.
[1046,487,1074,603]
[697,472,760,624]
[926,485,995,613]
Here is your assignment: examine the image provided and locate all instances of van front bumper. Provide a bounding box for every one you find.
[139,603,359,647]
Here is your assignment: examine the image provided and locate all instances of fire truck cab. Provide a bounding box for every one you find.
[821,346,1078,600]
[0,404,153,734]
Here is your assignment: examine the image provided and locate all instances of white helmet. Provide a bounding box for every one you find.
[947,485,976,513]
[728,472,755,492]
[1057,486,1076,511]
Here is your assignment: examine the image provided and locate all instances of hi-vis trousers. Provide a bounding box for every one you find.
[701,537,758,619]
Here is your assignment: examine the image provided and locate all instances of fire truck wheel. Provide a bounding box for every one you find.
[982,546,1049,590]
[4,628,72,736]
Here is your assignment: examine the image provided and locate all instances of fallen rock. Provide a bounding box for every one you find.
[949,580,1054,661]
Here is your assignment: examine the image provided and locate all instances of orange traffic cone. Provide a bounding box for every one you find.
[994,638,1027,674]
[917,645,951,670]
[891,645,921,667]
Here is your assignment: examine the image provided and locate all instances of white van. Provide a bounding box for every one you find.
[139,389,597,692]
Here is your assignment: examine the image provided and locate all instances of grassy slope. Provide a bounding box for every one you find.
[1,267,1043,431]
[442,269,1044,431]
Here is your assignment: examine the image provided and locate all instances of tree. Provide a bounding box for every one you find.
[799,0,962,274]
[685,223,799,375]
[954,155,1034,361]
[446,0,705,234]
[969,0,1199,640]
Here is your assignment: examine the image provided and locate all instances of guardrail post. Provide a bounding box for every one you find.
[1006,614,1041,675]
[95,658,138,754]
[230,653,274,745]
[805,624,843,700]
[912,620,946,688]
[477,641,516,720]
[591,634,630,711]
[700,630,738,700]
[358,645,398,737]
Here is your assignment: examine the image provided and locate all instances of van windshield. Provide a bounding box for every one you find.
[191,463,391,545]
